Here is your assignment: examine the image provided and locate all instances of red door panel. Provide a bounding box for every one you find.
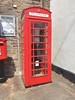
[27,19,51,86]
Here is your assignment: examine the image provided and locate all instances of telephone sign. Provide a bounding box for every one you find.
[29,12,49,17]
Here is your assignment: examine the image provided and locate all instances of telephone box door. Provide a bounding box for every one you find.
[28,19,51,85]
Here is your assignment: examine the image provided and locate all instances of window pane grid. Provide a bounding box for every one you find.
[31,21,48,77]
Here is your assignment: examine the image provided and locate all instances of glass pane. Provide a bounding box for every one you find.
[31,44,34,49]
[31,22,33,28]
[42,69,48,75]
[31,56,48,64]
[33,36,48,42]
[33,70,44,76]
[31,50,48,56]
[31,57,34,62]
[34,62,48,69]
[32,69,48,77]
[34,29,40,35]
[34,22,48,28]
[45,69,48,74]
[34,56,48,62]
[34,43,45,49]
[40,63,48,68]
[31,64,34,69]
[34,50,47,55]
[33,29,45,35]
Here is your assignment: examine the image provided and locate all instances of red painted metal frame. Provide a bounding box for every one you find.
[21,7,52,86]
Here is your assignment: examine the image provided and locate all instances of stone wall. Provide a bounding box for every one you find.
[0,0,50,76]
[42,0,50,9]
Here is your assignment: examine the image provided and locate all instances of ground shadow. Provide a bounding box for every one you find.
[4,57,16,78]
[0,57,16,83]
[52,64,75,83]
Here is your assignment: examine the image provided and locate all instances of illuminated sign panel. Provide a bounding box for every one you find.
[29,12,49,17]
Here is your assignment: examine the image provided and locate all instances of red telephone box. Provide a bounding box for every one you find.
[21,7,52,86]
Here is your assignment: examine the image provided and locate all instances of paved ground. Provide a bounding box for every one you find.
[0,71,75,100]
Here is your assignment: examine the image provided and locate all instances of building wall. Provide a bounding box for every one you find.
[0,0,50,76]
[51,0,75,74]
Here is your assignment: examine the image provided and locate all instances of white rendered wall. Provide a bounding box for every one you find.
[51,0,75,73]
